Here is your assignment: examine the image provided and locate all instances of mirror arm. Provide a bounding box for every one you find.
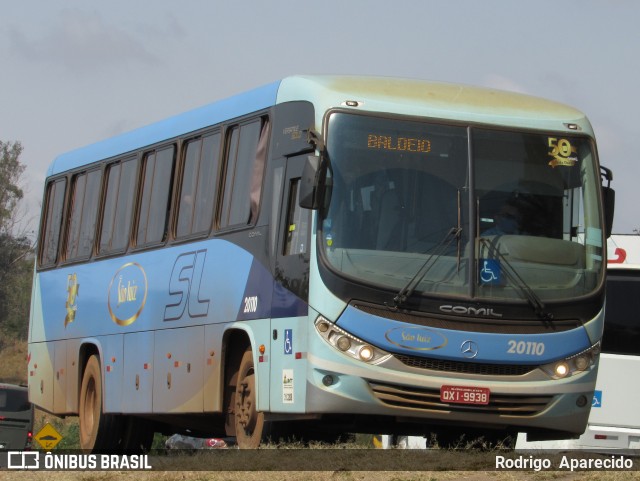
[306,129,325,153]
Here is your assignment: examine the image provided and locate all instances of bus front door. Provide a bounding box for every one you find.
[270,154,312,412]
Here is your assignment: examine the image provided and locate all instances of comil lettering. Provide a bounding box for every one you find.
[367,134,431,153]
[440,305,503,318]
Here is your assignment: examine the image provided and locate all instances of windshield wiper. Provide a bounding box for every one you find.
[478,238,553,320]
[388,227,462,310]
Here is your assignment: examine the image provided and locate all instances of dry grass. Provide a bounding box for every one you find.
[1,469,639,481]
[3,446,638,481]
[0,338,28,385]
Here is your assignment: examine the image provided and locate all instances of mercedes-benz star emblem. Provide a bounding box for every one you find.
[460,340,479,359]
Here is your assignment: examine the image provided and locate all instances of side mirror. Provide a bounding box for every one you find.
[602,185,615,238]
[299,155,321,209]
[600,166,614,238]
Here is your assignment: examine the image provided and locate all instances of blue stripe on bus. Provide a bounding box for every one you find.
[337,305,591,364]
[48,80,282,176]
[36,238,306,342]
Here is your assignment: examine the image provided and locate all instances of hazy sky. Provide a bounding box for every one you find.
[2,0,638,235]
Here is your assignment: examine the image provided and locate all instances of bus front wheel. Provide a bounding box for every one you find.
[233,348,266,448]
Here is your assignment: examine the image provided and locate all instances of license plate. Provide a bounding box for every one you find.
[440,385,490,405]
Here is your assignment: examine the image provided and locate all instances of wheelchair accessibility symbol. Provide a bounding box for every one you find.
[592,390,602,408]
[284,329,293,355]
[480,259,501,285]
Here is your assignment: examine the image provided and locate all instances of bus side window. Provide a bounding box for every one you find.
[220,118,269,228]
[99,157,137,254]
[65,169,101,261]
[136,146,176,246]
[39,178,67,267]
[176,132,221,238]
[283,178,310,255]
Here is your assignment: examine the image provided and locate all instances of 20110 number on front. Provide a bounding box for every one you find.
[507,340,545,356]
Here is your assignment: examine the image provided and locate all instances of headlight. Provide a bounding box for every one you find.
[541,342,600,380]
[314,316,391,365]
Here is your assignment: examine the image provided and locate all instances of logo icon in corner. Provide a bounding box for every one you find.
[65,273,79,327]
[108,262,148,326]
[460,340,479,359]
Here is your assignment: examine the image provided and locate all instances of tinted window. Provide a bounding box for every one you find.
[40,178,67,266]
[284,179,310,255]
[602,270,640,355]
[100,158,137,253]
[137,146,175,246]
[65,169,101,260]
[220,119,268,228]
[177,133,221,238]
[0,387,30,412]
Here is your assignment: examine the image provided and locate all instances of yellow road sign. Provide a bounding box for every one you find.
[35,423,62,450]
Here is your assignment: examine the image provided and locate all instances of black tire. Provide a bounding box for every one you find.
[120,416,155,452]
[79,355,123,452]
[233,348,265,448]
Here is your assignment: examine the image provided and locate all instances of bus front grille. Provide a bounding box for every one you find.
[369,382,552,416]
[394,354,537,376]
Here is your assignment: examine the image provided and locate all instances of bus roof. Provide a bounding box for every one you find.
[277,75,590,134]
[48,80,282,176]
[48,75,592,177]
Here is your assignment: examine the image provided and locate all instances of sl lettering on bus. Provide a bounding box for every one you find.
[164,249,210,321]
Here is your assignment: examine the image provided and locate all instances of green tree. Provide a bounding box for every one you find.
[0,141,32,346]
[0,141,25,234]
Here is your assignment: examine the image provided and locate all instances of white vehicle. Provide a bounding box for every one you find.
[517,262,640,449]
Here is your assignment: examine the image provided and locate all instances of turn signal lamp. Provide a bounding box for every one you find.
[336,336,351,352]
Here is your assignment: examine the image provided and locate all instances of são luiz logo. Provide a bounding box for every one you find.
[107,263,148,326]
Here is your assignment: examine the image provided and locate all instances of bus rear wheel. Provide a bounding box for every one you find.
[79,354,122,451]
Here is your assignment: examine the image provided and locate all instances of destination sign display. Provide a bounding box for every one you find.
[367,134,431,153]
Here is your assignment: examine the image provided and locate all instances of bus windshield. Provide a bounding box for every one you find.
[321,112,604,303]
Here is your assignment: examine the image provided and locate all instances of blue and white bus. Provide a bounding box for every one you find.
[28,76,614,450]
